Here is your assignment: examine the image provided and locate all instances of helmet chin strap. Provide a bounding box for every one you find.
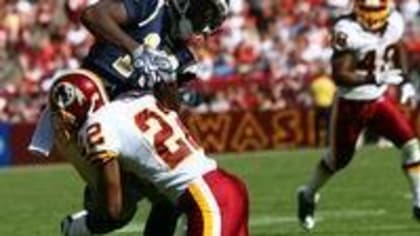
[169,0,194,40]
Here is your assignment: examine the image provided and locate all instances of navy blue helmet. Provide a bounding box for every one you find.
[167,0,229,39]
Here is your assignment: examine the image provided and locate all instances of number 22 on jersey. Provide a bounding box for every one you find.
[134,108,200,169]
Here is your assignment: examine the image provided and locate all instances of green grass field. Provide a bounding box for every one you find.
[1,146,420,236]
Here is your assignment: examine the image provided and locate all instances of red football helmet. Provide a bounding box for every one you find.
[49,69,109,127]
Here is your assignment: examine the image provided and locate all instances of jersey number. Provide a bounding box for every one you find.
[78,123,110,164]
[134,109,198,168]
[112,54,134,78]
[358,45,398,75]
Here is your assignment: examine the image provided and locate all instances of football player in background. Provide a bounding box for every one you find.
[28,0,229,158]
[297,0,420,230]
[50,71,249,236]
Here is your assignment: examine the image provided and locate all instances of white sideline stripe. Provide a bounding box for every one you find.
[115,209,386,234]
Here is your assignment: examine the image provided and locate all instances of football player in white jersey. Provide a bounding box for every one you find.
[50,71,249,236]
[297,0,420,230]
[53,70,179,236]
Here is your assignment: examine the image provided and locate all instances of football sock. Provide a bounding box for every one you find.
[401,139,420,207]
[403,164,420,207]
[305,160,335,197]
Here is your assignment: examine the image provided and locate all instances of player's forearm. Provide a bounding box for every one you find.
[100,159,123,220]
[332,50,376,87]
[333,71,376,87]
[81,3,140,53]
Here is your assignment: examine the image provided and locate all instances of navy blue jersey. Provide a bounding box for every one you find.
[82,0,195,96]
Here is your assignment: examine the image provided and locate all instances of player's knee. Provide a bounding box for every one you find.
[401,138,420,166]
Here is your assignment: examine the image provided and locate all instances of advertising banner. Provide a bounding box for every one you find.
[0,123,11,166]
[9,123,66,165]
[184,109,317,153]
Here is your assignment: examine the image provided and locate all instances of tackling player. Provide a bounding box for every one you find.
[28,0,229,158]
[50,71,249,236]
[297,0,420,230]
[54,70,179,236]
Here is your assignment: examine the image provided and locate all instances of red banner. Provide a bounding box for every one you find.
[184,109,317,153]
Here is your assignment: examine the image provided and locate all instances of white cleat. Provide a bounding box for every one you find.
[302,215,315,231]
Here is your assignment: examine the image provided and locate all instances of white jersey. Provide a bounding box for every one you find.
[332,10,405,100]
[77,94,217,202]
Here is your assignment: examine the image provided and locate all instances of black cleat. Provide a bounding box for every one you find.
[414,206,420,221]
[297,186,319,231]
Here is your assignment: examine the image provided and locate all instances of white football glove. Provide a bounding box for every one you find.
[131,47,178,89]
[400,82,416,105]
[374,69,404,85]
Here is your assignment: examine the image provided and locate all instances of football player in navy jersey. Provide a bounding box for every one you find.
[30,0,229,157]
[80,0,229,95]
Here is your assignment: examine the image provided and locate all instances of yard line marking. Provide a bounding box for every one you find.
[116,209,386,234]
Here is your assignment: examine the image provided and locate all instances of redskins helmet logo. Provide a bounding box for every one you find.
[52,81,86,109]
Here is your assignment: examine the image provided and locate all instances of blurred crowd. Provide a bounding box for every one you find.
[0,0,93,122]
[1,0,420,122]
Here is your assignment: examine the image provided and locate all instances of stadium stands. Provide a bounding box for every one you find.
[1,0,420,122]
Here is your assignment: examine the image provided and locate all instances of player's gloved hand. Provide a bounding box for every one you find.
[375,69,404,85]
[400,82,416,105]
[131,46,178,89]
